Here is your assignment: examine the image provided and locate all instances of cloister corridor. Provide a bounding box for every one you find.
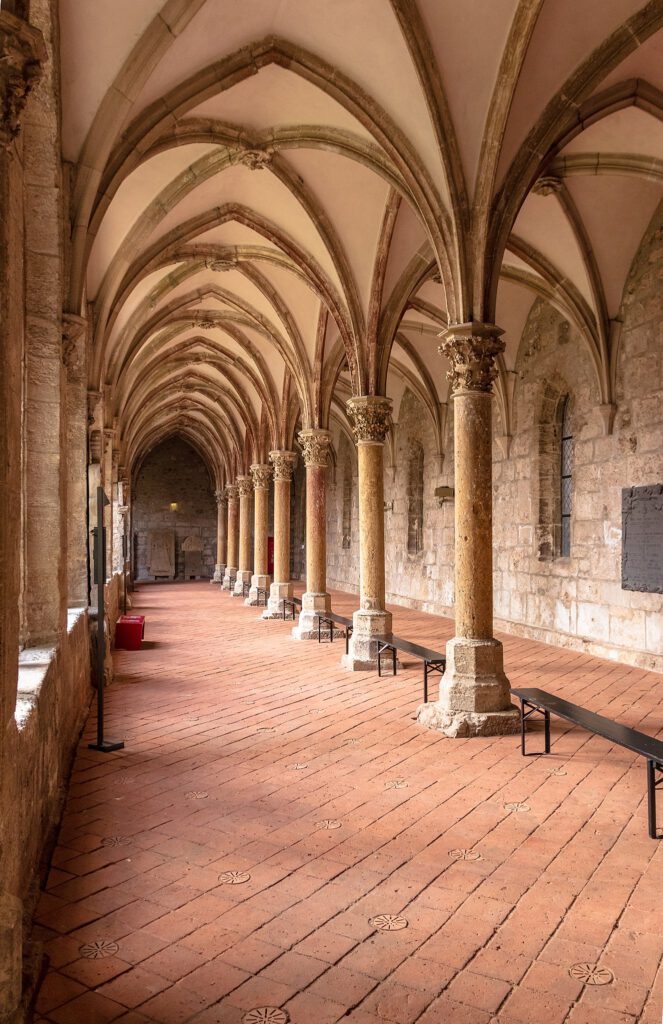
[32,583,663,1024]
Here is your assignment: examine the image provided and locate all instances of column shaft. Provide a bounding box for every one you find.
[222,485,238,590]
[417,322,518,737]
[247,464,271,605]
[213,490,227,583]
[343,396,392,670]
[293,430,332,639]
[233,476,253,595]
[264,450,297,618]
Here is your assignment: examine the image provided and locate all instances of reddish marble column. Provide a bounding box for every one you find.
[264,450,297,618]
[247,464,272,605]
[212,489,227,583]
[418,322,518,737]
[222,484,239,590]
[232,476,253,596]
[342,396,393,670]
[293,429,332,640]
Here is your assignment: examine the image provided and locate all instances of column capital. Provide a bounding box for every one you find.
[214,489,227,508]
[346,396,392,445]
[225,483,239,502]
[269,450,297,482]
[250,463,272,490]
[236,475,253,498]
[298,428,332,467]
[438,322,505,395]
[0,11,46,149]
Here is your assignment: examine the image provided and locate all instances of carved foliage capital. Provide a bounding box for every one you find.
[298,429,332,468]
[250,463,272,490]
[236,475,253,498]
[225,483,239,503]
[346,396,392,444]
[438,323,505,394]
[0,12,46,149]
[269,450,297,482]
[214,489,227,509]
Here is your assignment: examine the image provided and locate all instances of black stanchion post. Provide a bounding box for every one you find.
[89,485,124,753]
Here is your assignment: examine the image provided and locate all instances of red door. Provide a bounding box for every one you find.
[267,536,274,575]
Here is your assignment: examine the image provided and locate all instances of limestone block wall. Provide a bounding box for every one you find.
[3,612,91,1021]
[325,206,663,671]
[133,437,217,580]
[327,390,453,614]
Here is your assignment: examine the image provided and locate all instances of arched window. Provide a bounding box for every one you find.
[407,441,424,554]
[560,397,572,557]
[342,457,352,548]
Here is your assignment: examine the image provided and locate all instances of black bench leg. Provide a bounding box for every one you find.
[544,709,551,753]
[377,646,382,677]
[647,760,662,840]
[424,662,428,703]
[520,700,527,756]
[392,646,396,676]
[345,629,350,656]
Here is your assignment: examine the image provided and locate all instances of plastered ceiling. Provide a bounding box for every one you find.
[60,0,663,481]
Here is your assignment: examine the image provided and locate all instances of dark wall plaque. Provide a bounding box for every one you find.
[622,484,663,593]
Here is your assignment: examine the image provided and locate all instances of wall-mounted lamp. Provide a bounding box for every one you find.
[169,502,178,512]
[383,500,394,513]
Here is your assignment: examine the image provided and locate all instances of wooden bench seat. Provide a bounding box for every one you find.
[377,636,446,702]
[512,687,663,839]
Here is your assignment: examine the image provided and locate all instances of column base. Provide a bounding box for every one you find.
[292,592,331,639]
[262,581,293,618]
[232,570,251,596]
[341,609,392,671]
[246,574,271,606]
[212,563,225,584]
[417,636,519,738]
[222,567,236,591]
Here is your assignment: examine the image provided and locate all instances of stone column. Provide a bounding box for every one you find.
[212,489,227,583]
[232,475,253,596]
[62,313,88,608]
[222,484,238,589]
[342,396,393,669]
[247,464,272,605]
[418,322,518,737]
[293,429,332,639]
[263,450,297,618]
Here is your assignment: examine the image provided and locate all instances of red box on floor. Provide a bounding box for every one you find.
[115,614,145,651]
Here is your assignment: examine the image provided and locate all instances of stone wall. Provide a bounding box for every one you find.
[325,204,663,671]
[133,437,217,580]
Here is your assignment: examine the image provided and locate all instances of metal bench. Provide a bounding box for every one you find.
[315,611,354,655]
[512,687,663,840]
[377,636,446,702]
[256,586,269,607]
[282,595,302,621]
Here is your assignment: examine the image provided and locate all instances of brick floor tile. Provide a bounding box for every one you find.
[48,989,128,1024]
[31,583,663,1024]
[34,971,87,1014]
[445,969,512,1013]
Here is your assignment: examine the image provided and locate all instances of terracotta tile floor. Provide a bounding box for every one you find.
[32,582,663,1024]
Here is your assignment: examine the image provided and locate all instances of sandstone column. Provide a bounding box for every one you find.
[263,450,297,618]
[232,475,253,596]
[293,429,332,639]
[418,322,518,737]
[222,484,239,590]
[212,489,227,583]
[342,396,393,669]
[247,464,272,605]
[62,313,88,608]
